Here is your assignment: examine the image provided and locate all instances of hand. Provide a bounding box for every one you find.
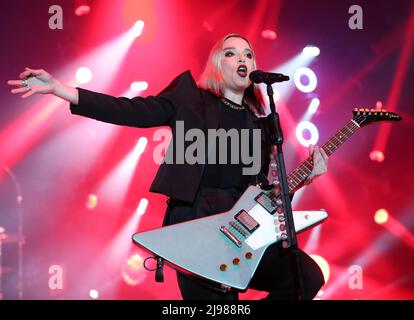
[304,144,328,185]
[7,67,60,98]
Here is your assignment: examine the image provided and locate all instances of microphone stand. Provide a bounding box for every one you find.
[265,84,304,300]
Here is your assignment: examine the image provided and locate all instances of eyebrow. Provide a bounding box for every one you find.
[223,47,253,53]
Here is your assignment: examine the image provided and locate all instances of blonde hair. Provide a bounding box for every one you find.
[198,34,266,115]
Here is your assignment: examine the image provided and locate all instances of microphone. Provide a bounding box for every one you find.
[249,70,290,85]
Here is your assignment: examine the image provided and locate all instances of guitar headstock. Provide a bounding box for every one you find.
[352,108,402,127]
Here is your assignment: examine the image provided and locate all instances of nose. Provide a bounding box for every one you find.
[238,53,245,63]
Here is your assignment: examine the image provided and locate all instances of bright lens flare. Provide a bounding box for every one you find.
[89,289,99,299]
[130,81,149,92]
[76,67,92,84]
[374,209,389,224]
[132,20,145,38]
[135,137,148,155]
[303,46,320,57]
[86,194,98,210]
[296,121,319,147]
[135,198,149,216]
[370,150,385,163]
[294,67,317,93]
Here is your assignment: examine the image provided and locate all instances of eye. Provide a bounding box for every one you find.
[224,51,234,57]
[246,52,253,59]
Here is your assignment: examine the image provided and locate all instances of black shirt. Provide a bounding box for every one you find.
[201,98,252,191]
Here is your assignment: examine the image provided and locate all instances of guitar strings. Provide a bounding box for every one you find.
[265,113,368,204]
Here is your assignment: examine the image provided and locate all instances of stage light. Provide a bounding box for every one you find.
[122,253,147,286]
[89,289,99,299]
[132,20,145,38]
[375,101,383,109]
[75,67,92,84]
[135,137,148,155]
[374,209,389,225]
[0,227,5,241]
[202,21,214,32]
[303,46,320,57]
[273,89,280,102]
[310,254,330,284]
[261,29,277,40]
[130,81,149,92]
[75,5,90,16]
[308,98,320,114]
[135,198,149,216]
[294,67,317,93]
[296,121,319,147]
[370,150,385,163]
[85,194,98,210]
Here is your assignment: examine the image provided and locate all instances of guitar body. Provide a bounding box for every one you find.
[132,109,401,290]
[133,185,328,290]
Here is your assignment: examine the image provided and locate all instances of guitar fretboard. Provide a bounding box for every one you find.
[286,120,360,193]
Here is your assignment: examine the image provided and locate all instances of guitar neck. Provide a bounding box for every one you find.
[287,119,360,193]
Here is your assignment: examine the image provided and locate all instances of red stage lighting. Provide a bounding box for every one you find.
[370,150,385,163]
[85,194,98,210]
[75,5,90,17]
[261,29,277,40]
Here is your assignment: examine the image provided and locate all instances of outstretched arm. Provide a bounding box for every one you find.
[8,68,198,128]
[8,67,79,105]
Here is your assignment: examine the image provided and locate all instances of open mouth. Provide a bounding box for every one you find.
[237,65,247,78]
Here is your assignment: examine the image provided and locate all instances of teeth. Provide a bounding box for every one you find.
[238,65,247,72]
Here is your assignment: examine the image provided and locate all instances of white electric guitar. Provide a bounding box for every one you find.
[132,109,401,290]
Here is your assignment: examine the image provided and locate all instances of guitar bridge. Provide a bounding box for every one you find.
[219,226,242,248]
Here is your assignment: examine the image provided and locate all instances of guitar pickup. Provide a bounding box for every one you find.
[234,210,260,234]
[255,192,277,214]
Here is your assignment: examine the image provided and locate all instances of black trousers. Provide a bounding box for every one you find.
[163,186,325,300]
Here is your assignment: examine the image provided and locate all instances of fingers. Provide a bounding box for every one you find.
[7,80,24,86]
[21,89,36,99]
[305,146,329,186]
[19,67,43,80]
[309,144,315,156]
[310,145,328,163]
[19,70,34,79]
[11,87,30,94]
[312,146,328,172]
[320,148,328,161]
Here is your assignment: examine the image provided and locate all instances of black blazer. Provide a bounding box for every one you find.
[70,70,274,203]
